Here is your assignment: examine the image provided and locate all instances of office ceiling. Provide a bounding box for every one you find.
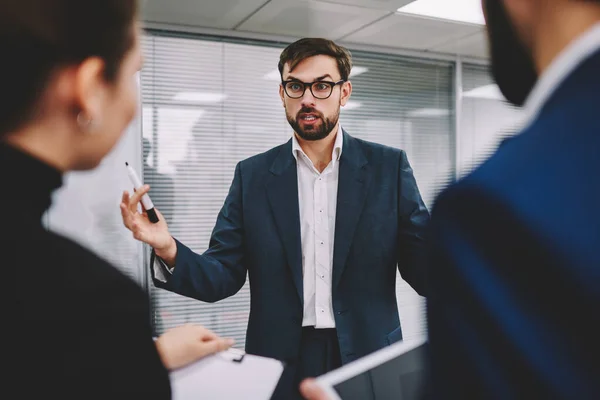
[142,0,489,60]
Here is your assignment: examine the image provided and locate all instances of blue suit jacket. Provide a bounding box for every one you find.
[426,50,600,398]
[153,130,429,366]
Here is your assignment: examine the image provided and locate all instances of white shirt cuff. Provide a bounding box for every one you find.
[153,255,174,283]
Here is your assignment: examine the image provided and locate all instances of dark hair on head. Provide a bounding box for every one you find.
[278,38,353,81]
[0,0,138,137]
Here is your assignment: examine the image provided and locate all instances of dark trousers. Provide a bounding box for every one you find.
[271,327,342,400]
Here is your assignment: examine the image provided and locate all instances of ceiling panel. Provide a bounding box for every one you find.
[312,0,416,10]
[141,0,269,29]
[141,0,489,59]
[343,13,480,50]
[236,0,391,39]
[431,29,489,59]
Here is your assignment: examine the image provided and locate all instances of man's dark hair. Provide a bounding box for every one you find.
[278,38,353,81]
[0,0,138,136]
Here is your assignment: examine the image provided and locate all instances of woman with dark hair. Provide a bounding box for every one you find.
[2,1,232,398]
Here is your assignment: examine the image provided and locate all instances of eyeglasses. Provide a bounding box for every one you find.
[282,79,346,100]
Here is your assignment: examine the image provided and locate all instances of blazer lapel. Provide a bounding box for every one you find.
[266,140,303,303]
[333,130,371,289]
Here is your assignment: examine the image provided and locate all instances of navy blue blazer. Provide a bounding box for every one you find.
[153,130,429,366]
[425,50,600,398]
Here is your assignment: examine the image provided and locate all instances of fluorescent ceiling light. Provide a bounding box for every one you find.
[263,69,281,82]
[263,66,369,81]
[463,84,505,100]
[173,92,228,103]
[397,0,485,25]
[343,101,362,110]
[407,108,450,117]
[349,66,369,78]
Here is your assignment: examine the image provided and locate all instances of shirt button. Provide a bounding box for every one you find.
[320,274,325,279]
[320,241,324,245]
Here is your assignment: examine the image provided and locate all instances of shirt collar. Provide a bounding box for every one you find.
[522,22,600,128]
[292,125,344,162]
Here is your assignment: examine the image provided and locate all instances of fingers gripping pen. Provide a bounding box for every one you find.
[125,162,160,223]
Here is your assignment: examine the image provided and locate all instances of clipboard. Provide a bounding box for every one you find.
[169,348,284,400]
[314,337,427,400]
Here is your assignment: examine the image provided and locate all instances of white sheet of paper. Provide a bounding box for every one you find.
[169,349,284,400]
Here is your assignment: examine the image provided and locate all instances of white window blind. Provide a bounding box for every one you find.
[459,63,526,177]
[141,32,456,345]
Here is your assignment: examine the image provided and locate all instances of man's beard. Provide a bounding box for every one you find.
[286,107,339,141]
[483,0,539,107]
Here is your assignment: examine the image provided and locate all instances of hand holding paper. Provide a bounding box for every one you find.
[170,348,284,400]
[155,324,234,370]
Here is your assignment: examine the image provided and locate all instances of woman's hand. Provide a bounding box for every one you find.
[155,324,235,370]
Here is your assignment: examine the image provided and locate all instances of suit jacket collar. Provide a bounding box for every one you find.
[339,128,368,169]
[269,129,366,175]
[291,125,344,163]
[332,130,371,289]
[523,22,600,129]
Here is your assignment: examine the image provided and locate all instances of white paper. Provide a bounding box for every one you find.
[170,349,284,400]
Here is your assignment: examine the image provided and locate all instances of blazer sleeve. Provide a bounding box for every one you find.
[396,150,430,296]
[152,162,247,303]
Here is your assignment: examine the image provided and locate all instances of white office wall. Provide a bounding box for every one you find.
[459,98,525,175]
[458,64,526,177]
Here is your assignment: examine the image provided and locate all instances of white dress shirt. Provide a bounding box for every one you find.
[292,126,343,328]
[522,22,600,129]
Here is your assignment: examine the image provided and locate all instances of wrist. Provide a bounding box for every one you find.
[155,237,177,267]
[154,337,174,370]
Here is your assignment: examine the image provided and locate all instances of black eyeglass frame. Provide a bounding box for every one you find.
[281,79,347,99]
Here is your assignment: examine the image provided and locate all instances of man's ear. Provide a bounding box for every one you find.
[340,81,352,107]
[279,84,286,107]
[73,57,107,122]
